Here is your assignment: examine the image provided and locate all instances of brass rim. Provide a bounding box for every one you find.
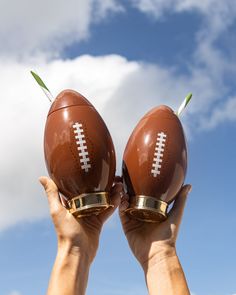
[125,195,168,222]
[68,192,113,217]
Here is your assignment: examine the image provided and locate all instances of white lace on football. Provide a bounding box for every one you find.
[151,131,167,177]
[73,122,91,172]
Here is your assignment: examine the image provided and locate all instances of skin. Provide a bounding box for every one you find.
[119,183,192,295]
[39,176,122,295]
[40,176,191,295]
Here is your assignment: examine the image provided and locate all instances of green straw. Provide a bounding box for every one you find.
[30,71,54,102]
[176,93,192,116]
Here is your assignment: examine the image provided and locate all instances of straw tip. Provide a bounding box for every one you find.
[186,93,192,99]
[185,93,192,105]
[30,70,37,77]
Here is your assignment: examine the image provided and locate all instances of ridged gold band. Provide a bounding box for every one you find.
[125,195,168,222]
[68,192,112,217]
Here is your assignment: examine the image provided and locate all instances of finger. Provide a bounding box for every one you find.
[98,183,123,223]
[119,193,129,213]
[112,175,123,186]
[39,176,66,215]
[118,193,133,229]
[59,194,70,209]
[168,184,192,226]
[110,184,123,208]
[115,175,123,183]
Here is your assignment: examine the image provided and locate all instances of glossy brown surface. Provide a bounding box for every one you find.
[44,90,116,200]
[123,105,187,205]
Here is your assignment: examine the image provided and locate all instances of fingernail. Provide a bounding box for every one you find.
[186,184,192,194]
[38,177,45,187]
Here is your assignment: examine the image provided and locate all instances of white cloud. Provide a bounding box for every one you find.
[0,1,236,231]
[0,0,123,58]
[7,292,22,295]
[0,51,233,231]
[200,96,236,129]
[93,0,124,20]
[0,54,138,231]
[129,0,236,129]
[130,0,236,26]
[89,284,147,295]
[101,288,147,295]
[130,0,236,71]
[130,0,236,67]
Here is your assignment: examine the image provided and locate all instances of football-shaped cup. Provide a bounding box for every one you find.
[122,105,187,222]
[44,90,116,218]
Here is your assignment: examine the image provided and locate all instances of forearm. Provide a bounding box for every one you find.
[47,243,91,295]
[144,248,190,295]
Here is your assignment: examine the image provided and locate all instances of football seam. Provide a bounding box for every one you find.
[73,122,91,172]
[151,131,167,177]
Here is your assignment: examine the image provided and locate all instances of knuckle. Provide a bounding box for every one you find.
[45,186,58,195]
[112,183,124,193]
[50,208,60,218]
[45,184,57,193]
[44,181,58,195]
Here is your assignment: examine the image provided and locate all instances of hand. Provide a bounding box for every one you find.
[39,176,122,263]
[119,184,192,271]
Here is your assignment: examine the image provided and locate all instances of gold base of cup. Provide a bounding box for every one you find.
[68,192,112,218]
[125,195,168,223]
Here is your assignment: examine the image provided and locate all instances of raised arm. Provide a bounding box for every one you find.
[40,176,122,295]
[119,184,192,295]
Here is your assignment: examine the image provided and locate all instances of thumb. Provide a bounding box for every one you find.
[168,184,192,226]
[98,182,123,223]
[39,176,65,215]
[118,193,131,228]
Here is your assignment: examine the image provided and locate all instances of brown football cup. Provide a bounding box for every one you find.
[44,90,116,218]
[122,105,187,222]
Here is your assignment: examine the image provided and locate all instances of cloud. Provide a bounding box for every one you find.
[91,283,147,295]
[6,292,21,295]
[0,0,123,58]
[1,1,236,231]
[200,96,236,129]
[130,0,236,70]
[129,0,236,65]
[93,0,124,20]
[0,54,138,232]
[0,49,234,231]
[129,0,236,129]
[100,288,147,295]
[130,0,236,27]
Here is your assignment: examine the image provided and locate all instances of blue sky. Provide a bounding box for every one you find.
[0,1,236,295]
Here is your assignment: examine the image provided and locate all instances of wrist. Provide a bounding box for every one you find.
[48,240,91,295]
[141,245,177,273]
[143,249,190,295]
[57,240,94,265]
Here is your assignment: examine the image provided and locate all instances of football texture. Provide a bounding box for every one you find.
[122,105,187,222]
[44,90,116,217]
